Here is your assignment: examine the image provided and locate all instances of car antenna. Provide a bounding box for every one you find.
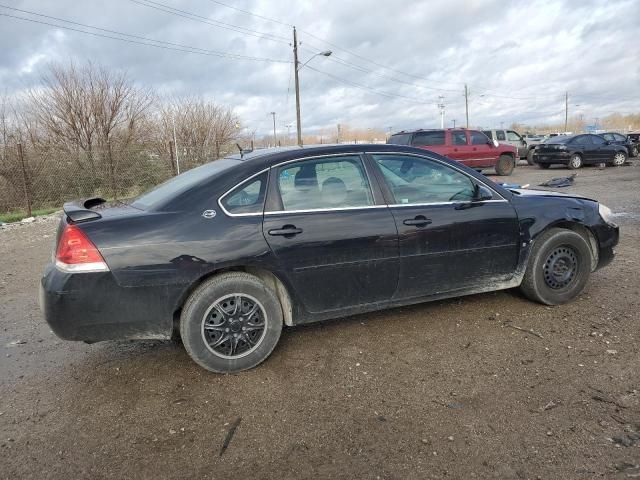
[235,143,253,159]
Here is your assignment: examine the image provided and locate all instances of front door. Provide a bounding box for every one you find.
[262,154,399,314]
[370,153,520,300]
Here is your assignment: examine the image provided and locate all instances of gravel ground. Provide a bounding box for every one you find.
[1,162,639,480]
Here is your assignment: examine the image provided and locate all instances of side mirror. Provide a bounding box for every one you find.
[474,185,494,202]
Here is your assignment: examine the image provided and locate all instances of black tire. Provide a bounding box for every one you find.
[567,153,583,170]
[495,154,515,176]
[632,146,639,157]
[538,163,550,169]
[180,272,283,373]
[520,228,592,305]
[526,149,535,165]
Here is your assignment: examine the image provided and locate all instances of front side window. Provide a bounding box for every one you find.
[373,154,477,204]
[221,171,267,214]
[413,131,445,146]
[590,135,606,146]
[277,156,374,211]
[451,130,467,146]
[614,133,626,141]
[496,130,506,141]
[507,131,522,142]
[602,133,614,141]
[470,131,489,145]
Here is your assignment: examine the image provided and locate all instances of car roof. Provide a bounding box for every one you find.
[390,128,479,135]
[226,143,449,167]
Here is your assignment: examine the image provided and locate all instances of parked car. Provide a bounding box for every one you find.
[387,128,517,175]
[627,132,640,156]
[533,134,628,169]
[41,144,619,373]
[601,132,638,157]
[482,129,530,160]
[521,134,547,164]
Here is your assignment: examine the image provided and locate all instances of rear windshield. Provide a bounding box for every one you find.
[132,158,240,210]
[388,133,412,145]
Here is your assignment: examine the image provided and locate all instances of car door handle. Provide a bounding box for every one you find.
[403,216,432,227]
[268,225,303,236]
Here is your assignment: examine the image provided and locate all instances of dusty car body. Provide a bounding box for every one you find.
[41,144,619,372]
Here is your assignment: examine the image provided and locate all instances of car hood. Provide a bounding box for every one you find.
[510,188,596,202]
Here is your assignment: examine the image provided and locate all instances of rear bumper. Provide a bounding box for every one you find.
[40,263,179,342]
[533,152,571,164]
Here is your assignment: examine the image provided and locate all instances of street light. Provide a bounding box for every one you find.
[293,26,332,146]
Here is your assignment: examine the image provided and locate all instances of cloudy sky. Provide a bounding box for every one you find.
[0,0,638,137]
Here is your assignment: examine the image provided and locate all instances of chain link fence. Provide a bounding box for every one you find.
[0,143,230,220]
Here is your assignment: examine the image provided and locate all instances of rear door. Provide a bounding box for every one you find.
[369,153,520,300]
[468,130,496,167]
[262,154,399,314]
[448,130,471,163]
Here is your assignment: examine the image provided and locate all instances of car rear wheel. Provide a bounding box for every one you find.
[568,154,583,170]
[632,146,639,157]
[180,272,283,373]
[612,151,627,166]
[495,154,515,176]
[520,228,592,305]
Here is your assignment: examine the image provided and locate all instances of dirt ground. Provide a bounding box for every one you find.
[1,161,639,479]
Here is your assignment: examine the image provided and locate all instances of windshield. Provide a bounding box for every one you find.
[132,158,241,210]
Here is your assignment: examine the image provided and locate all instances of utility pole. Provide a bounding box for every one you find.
[172,114,180,174]
[564,91,569,133]
[293,27,303,147]
[452,119,456,128]
[437,95,445,129]
[464,84,469,128]
[337,123,341,144]
[270,112,277,146]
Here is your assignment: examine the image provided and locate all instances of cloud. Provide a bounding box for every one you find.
[0,0,637,136]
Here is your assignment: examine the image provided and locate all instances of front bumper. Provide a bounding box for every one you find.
[40,263,179,342]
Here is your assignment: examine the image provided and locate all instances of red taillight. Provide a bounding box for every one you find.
[55,224,108,272]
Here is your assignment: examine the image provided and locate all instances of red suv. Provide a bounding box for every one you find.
[387,128,517,175]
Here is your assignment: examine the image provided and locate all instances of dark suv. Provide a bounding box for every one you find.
[601,132,638,157]
[388,128,517,175]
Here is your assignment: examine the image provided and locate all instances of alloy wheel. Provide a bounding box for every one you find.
[569,155,582,169]
[613,152,626,166]
[201,294,267,359]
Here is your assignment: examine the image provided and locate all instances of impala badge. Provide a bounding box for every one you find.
[202,209,217,219]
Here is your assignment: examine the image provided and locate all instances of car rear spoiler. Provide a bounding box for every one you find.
[63,197,106,223]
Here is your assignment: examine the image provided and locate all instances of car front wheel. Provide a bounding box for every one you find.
[180,272,283,373]
[520,228,592,305]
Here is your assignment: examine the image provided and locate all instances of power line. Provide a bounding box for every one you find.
[129,0,290,44]
[0,5,290,63]
[305,65,434,105]
[204,0,293,28]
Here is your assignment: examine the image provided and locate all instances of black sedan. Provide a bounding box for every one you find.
[533,134,628,169]
[601,132,638,157]
[41,144,619,373]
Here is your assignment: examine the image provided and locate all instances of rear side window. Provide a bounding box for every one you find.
[221,171,268,215]
[496,130,506,141]
[572,136,592,146]
[413,131,445,146]
[451,130,467,145]
[276,156,374,211]
[388,133,412,145]
[482,131,493,139]
[470,131,489,145]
